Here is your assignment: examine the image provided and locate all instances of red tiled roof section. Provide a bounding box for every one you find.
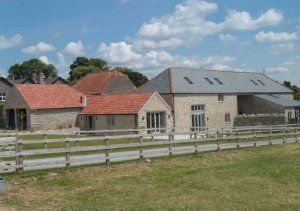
[80,92,154,115]
[16,84,85,109]
[73,70,128,95]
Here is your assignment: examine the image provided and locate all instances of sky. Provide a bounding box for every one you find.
[0,0,299,85]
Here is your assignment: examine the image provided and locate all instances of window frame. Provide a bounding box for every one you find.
[107,115,115,126]
[218,94,224,102]
[0,93,6,101]
[225,113,231,124]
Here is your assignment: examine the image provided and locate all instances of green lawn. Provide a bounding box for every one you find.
[1,143,300,210]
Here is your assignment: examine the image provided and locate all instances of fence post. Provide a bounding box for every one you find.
[194,132,198,154]
[43,134,48,149]
[282,128,286,144]
[236,130,240,148]
[254,128,257,147]
[104,137,110,164]
[15,136,23,173]
[76,133,80,147]
[295,127,298,143]
[139,136,144,159]
[168,133,173,156]
[269,128,272,145]
[217,130,220,151]
[65,138,70,168]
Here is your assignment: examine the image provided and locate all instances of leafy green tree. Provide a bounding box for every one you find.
[114,67,149,87]
[283,81,291,88]
[68,65,103,84]
[8,58,57,79]
[68,57,108,83]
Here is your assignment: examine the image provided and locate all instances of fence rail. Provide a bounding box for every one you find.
[0,125,299,173]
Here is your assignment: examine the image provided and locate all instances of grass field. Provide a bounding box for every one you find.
[1,143,300,210]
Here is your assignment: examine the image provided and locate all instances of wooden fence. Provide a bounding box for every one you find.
[0,125,299,173]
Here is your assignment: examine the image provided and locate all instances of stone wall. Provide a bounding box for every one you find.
[30,108,81,131]
[0,79,12,101]
[173,93,238,132]
[234,115,286,127]
[78,114,136,131]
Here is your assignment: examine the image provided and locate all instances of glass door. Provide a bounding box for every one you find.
[147,112,165,133]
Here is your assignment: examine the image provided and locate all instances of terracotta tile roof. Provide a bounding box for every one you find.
[16,84,85,109]
[80,92,154,115]
[73,70,128,95]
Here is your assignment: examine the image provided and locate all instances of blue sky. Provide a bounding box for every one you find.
[0,0,299,85]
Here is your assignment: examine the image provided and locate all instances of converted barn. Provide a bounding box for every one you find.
[138,68,300,132]
[78,92,173,133]
[4,84,86,131]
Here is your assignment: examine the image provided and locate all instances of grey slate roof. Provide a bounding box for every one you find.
[138,68,292,94]
[255,94,300,108]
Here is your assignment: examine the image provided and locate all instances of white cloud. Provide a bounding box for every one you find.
[38,56,50,64]
[255,31,298,42]
[98,42,143,64]
[134,0,283,49]
[56,52,68,71]
[223,9,283,30]
[265,66,288,74]
[0,34,23,49]
[98,41,237,75]
[218,33,237,42]
[271,43,295,54]
[22,42,56,54]
[64,41,85,57]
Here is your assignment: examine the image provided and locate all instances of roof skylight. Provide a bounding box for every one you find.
[184,76,194,84]
[250,79,258,85]
[205,78,214,85]
[257,79,265,86]
[214,78,223,85]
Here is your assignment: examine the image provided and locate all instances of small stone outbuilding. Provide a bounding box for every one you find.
[4,84,85,131]
[78,92,173,133]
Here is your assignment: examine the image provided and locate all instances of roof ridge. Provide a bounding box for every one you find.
[169,67,263,74]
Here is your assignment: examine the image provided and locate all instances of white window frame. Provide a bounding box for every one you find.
[287,111,292,120]
[225,113,230,124]
[295,110,299,120]
[0,93,5,101]
[218,94,224,102]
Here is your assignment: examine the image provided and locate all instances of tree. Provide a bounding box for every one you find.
[114,67,149,87]
[68,66,103,84]
[283,81,300,100]
[68,57,108,83]
[8,58,57,79]
[283,81,291,88]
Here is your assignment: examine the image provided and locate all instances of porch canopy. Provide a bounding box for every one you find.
[254,94,300,108]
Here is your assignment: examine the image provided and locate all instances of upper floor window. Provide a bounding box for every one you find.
[0,93,5,101]
[218,94,224,102]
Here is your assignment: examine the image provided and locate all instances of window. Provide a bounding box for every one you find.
[257,79,265,85]
[191,104,205,111]
[269,94,279,98]
[225,113,230,123]
[218,94,224,102]
[184,76,193,84]
[107,115,115,126]
[250,79,258,85]
[204,78,214,85]
[0,93,5,101]
[214,78,223,85]
[288,111,292,120]
[295,110,299,120]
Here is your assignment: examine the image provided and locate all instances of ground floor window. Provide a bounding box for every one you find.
[191,104,205,131]
[225,113,231,123]
[295,110,299,120]
[107,115,115,126]
[288,111,292,120]
[85,116,94,130]
[146,112,166,133]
